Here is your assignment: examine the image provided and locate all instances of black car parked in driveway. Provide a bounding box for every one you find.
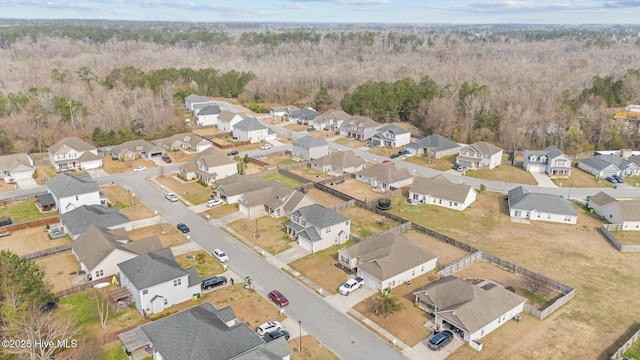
[227,150,239,156]
[428,330,453,351]
[264,329,290,343]
[177,223,190,233]
[201,276,227,290]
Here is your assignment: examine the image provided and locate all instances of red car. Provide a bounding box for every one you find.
[268,290,289,307]
[161,156,172,163]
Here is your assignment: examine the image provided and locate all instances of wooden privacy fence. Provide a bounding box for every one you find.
[54,276,117,299]
[438,251,483,276]
[23,244,71,260]
[0,192,47,205]
[279,167,314,184]
[329,200,356,212]
[601,225,640,252]
[0,216,60,232]
[610,328,640,360]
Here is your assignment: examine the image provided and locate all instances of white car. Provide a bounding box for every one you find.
[212,248,229,263]
[256,321,281,336]
[133,166,147,172]
[164,193,178,202]
[207,198,223,207]
[260,144,272,150]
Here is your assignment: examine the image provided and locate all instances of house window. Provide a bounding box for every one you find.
[421,266,424,272]
[412,269,415,276]
[301,220,306,226]
[565,216,572,222]
[142,289,148,295]
[75,196,79,201]
[292,215,299,223]
[96,270,103,277]
[173,279,181,287]
[413,193,419,200]
[345,221,349,226]
[514,210,521,217]
[163,298,168,306]
[326,227,331,234]
[340,255,350,263]
[610,214,613,219]
[454,202,458,206]
[548,214,551,219]
[438,199,442,204]
[449,201,453,206]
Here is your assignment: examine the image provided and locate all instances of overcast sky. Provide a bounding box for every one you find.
[1,0,640,25]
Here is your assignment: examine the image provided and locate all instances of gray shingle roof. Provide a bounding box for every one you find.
[356,162,413,185]
[377,124,410,135]
[414,276,526,333]
[291,204,349,229]
[343,115,379,129]
[118,248,191,290]
[467,141,503,155]
[316,109,351,122]
[234,117,268,132]
[196,147,236,168]
[409,134,460,152]
[311,150,364,170]
[292,136,328,149]
[47,172,98,198]
[185,94,209,103]
[588,191,617,207]
[159,133,208,149]
[111,140,162,156]
[0,153,33,173]
[508,186,577,216]
[135,302,271,360]
[345,233,437,280]
[218,110,246,122]
[289,108,318,120]
[578,154,638,172]
[410,175,474,203]
[60,205,131,237]
[72,225,162,270]
[49,137,96,154]
[198,104,222,115]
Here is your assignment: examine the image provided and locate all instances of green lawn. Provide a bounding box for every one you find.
[176,252,226,278]
[624,336,640,359]
[262,173,304,188]
[0,200,58,223]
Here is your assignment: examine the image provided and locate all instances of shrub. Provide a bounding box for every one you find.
[32,170,38,178]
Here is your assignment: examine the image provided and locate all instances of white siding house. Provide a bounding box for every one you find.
[232,117,269,143]
[588,191,640,230]
[291,136,329,160]
[355,162,413,191]
[0,153,35,180]
[48,137,102,171]
[217,111,246,132]
[508,186,577,224]
[46,172,102,214]
[456,141,503,170]
[285,204,351,252]
[408,175,476,211]
[370,124,411,148]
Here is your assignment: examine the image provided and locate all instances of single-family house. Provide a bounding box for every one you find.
[46,172,103,214]
[110,140,164,161]
[118,248,201,315]
[315,109,351,131]
[288,108,318,125]
[195,104,222,126]
[60,205,132,239]
[339,116,380,140]
[523,145,572,178]
[270,105,300,117]
[180,147,237,184]
[337,233,438,291]
[216,111,246,132]
[285,204,351,252]
[184,94,210,112]
[588,191,640,230]
[232,117,269,143]
[578,155,640,178]
[413,276,526,343]
[311,150,365,176]
[408,175,476,211]
[0,153,35,181]
[355,162,413,192]
[456,141,503,170]
[48,137,102,171]
[291,136,329,160]
[214,174,264,204]
[507,186,577,224]
[237,180,314,219]
[370,124,411,148]
[157,133,211,153]
[119,303,291,360]
[406,134,461,159]
[72,225,162,281]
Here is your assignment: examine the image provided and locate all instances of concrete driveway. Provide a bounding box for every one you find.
[530,172,558,187]
[324,287,376,313]
[14,178,39,189]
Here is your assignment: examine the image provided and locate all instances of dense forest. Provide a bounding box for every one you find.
[1,20,640,155]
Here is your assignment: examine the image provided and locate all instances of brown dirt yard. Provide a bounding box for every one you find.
[289,166,333,182]
[383,189,640,360]
[36,251,78,293]
[403,229,469,266]
[227,216,293,255]
[327,178,381,202]
[304,188,346,208]
[289,245,351,295]
[101,157,156,174]
[175,251,226,279]
[156,175,212,205]
[551,165,617,188]
[338,206,401,239]
[128,224,189,248]
[262,154,303,167]
[463,164,538,185]
[0,226,71,255]
[99,184,156,221]
[202,203,239,219]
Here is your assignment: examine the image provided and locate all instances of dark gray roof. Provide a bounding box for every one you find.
[409,175,474,203]
[137,303,271,360]
[59,205,131,236]
[72,225,162,271]
[36,193,55,206]
[578,156,616,171]
[289,108,318,120]
[311,150,364,170]
[118,248,190,290]
[409,134,460,152]
[185,94,209,103]
[377,124,410,135]
[47,172,98,198]
[292,136,328,149]
[198,104,222,115]
[291,204,349,229]
[234,117,268,132]
[0,153,34,173]
[508,186,577,216]
[185,267,201,288]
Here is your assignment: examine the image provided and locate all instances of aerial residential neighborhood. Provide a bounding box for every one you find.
[2,94,640,360]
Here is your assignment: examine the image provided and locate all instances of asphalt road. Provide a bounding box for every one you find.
[123,174,407,360]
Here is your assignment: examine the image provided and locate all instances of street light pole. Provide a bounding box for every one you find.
[299,320,302,354]
[255,219,259,238]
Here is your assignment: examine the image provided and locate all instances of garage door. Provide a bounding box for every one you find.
[358,271,380,291]
[527,164,545,173]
